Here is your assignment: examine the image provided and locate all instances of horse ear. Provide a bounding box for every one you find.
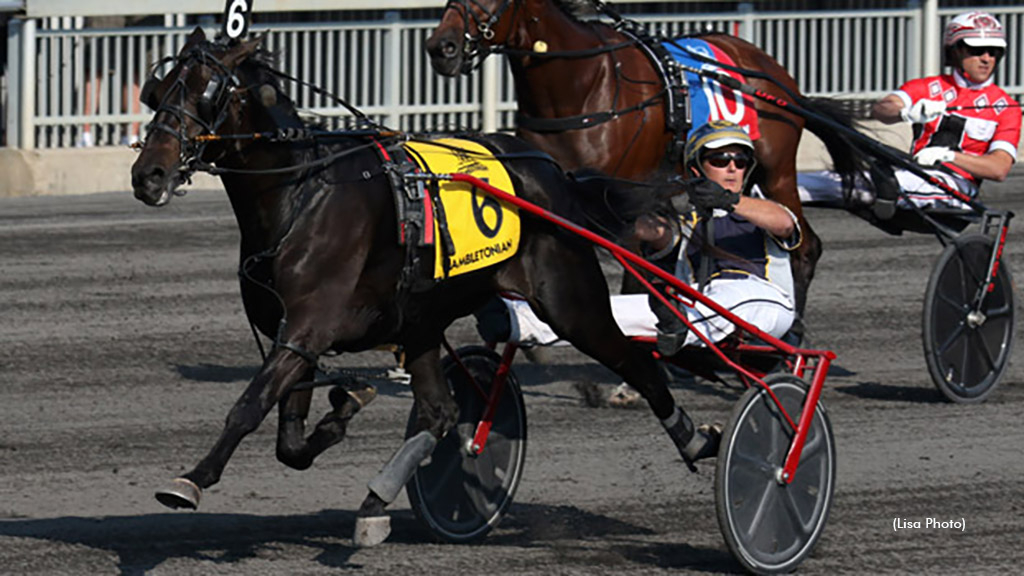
[185,26,207,48]
[140,76,161,111]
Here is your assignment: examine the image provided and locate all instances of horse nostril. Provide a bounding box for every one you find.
[442,41,459,58]
[146,166,167,188]
[133,164,167,193]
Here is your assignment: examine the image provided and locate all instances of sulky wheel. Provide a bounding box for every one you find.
[405,345,527,543]
[923,233,1016,403]
[715,373,836,575]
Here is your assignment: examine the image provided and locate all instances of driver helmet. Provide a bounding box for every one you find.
[943,11,1006,64]
[683,120,757,190]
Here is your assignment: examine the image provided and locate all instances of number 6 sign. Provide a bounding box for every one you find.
[223,0,254,40]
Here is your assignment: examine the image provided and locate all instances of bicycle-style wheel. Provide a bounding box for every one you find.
[923,233,1016,403]
[405,346,527,543]
[715,374,836,575]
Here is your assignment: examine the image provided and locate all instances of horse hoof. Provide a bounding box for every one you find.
[607,382,643,409]
[155,478,202,510]
[353,515,391,547]
[329,381,378,412]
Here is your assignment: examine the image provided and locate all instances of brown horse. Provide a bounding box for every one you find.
[130,29,718,547]
[425,0,862,316]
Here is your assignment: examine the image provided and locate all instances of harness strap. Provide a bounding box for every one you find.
[402,145,458,278]
[516,99,660,133]
[372,139,439,294]
[616,26,691,136]
[275,340,320,367]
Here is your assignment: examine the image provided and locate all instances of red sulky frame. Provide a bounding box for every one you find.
[428,171,834,485]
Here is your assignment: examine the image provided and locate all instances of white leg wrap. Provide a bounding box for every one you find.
[367,431,438,504]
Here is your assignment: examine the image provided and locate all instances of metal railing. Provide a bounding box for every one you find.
[4,5,1024,149]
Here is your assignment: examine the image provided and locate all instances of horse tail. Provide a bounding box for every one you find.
[564,168,676,243]
[797,96,871,191]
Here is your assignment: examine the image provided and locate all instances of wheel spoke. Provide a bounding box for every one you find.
[955,255,970,301]
[782,484,814,537]
[956,249,986,287]
[936,290,965,312]
[421,449,464,502]
[743,479,777,540]
[796,428,824,463]
[937,322,967,356]
[732,449,778,479]
[968,329,997,372]
[985,303,1013,319]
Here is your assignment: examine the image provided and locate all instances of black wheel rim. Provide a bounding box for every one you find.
[409,351,525,541]
[928,237,1014,398]
[723,381,833,570]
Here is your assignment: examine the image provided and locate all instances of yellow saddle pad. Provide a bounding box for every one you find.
[402,138,520,279]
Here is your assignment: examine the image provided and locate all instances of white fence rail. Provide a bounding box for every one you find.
[5,6,1024,149]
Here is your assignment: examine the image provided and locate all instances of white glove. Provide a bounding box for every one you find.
[900,99,947,124]
[914,146,955,166]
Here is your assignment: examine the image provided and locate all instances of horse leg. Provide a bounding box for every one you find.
[155,347,314,510]
[757,148,822,325]
[276,377,378,471]
[353,338,458,547]
[521,240,718,469]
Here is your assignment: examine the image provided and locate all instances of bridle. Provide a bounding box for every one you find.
[441,0,521,73]
[140,43,245,189]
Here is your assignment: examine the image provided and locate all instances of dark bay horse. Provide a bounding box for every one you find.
[131,28,714,546]
[425,0,863,315]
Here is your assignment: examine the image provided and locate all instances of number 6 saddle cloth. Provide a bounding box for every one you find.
[399,138,521,280]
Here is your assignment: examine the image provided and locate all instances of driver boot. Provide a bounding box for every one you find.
[650,291,688,356]
[869,161,899,220]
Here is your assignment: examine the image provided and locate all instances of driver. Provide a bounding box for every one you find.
[868,10,1020,213]
[479,122,800,405]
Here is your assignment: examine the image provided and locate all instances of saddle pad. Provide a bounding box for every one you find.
[663,38,761,141]
[402,138,521,279]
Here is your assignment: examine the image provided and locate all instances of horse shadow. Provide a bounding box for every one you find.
[175,363,260,384]
[173,363,418,400]
[0,503,739,574]
[494,503,741,573]
[834,381,945,403]
[173,358,744,406]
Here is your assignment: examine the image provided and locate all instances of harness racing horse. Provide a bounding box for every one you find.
[131,28,716,546]
[425,0,863,316]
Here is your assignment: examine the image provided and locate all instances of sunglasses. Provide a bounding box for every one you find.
[704,152,752,170]
[963,45,1005,59]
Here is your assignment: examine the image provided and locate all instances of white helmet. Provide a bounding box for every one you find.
[944,11,1007,49]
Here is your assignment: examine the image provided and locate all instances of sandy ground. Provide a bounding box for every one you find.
[1,177,1022,575]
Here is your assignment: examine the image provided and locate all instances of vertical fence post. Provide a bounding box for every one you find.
[481,54,498,132]
[921,0,939,76]
[906,0,921,81]
[20,17,35,150]
[384,11,401,128]
[737,2,755,43]
[5,16,21,148]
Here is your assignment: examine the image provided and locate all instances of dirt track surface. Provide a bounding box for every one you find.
[1,177,1023,575]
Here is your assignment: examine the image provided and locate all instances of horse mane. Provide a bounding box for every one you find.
[552,0,599,19]
[565,168,675,244]
[234,43,304,125]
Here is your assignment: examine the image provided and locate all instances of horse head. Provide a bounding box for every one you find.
[426,0,524,76]
[131,28,271,206]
